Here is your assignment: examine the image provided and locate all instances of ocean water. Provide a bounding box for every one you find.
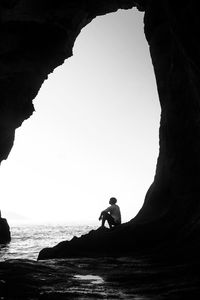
[0,224,97,261]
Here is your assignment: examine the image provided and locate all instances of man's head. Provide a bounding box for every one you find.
[109,197,117,205]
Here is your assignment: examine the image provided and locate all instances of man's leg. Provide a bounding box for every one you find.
[101,212,116,228]
[101,211,107,227]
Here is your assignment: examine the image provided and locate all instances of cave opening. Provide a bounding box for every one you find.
[0,8,160,226]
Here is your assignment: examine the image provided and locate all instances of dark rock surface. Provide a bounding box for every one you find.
[38,225,162,259]
[0,216,11,244]
[1,0,200,257]
[38,222,200,260]
[1,256,200,299]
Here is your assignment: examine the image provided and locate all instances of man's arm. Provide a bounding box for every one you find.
[99,206,111,220]
[104,206,111,213]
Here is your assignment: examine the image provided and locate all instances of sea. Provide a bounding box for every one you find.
[0,223,97,261]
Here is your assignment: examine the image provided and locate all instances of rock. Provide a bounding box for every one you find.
[1,256,200,299]
[38,227,114,260]
[0,216,11,244]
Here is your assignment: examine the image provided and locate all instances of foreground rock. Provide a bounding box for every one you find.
[38,227,121,259]
[38,220,200,260]
[0,215,11,244]
[38,225,160,259]
[1,256,200,299]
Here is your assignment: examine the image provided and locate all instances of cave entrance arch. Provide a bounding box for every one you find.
[1,1,200,252]
[0,8,160,226]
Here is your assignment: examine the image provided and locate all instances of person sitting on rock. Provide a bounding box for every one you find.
[99,197,121,228]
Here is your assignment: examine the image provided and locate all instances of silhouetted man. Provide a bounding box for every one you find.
[99,197,121,228]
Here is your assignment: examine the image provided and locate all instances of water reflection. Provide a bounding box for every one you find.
[0,243,10,260]
[74,274,104,284]
[0,224,96,261]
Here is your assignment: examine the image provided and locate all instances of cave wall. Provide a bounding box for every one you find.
[135,1,200,238]
[1,0,200,241]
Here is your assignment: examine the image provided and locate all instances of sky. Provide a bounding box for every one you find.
[0,8,160,225]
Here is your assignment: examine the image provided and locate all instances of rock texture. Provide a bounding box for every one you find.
[1,0,200,256]
[1,256,200,299]
[0,212,11,243]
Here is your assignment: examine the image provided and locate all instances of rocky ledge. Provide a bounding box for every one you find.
[38,225,160,260]
[0,216,11,244]
[1,255,200,299]
[38,220,200,260]
[38,227,123,260]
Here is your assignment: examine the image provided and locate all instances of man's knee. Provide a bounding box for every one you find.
[101,211,109,218]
